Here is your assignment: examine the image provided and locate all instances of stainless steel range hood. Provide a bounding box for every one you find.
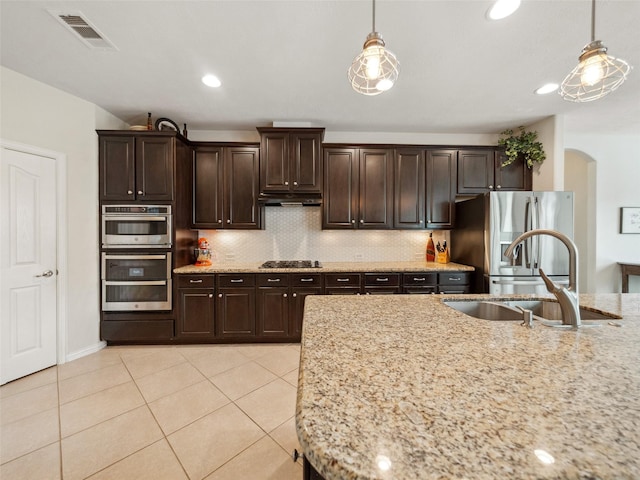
[258,193,322,206]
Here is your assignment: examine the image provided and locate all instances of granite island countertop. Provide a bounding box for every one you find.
[174,260,474,274]
[296,293,640,480]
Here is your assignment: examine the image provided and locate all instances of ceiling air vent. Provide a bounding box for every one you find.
[48,10,117,50]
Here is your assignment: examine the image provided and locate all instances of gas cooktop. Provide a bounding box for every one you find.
[260,260,321,269]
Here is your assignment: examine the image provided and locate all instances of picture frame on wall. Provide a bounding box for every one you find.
[620,207,640,234]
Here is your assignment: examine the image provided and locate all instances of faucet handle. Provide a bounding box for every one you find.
[539,268,559,294]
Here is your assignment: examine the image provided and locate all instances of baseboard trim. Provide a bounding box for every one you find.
[65,341,107,363]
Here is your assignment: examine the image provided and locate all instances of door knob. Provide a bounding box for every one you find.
[137,190,143,195]
[127,190,133,195]
[35,270,54,278]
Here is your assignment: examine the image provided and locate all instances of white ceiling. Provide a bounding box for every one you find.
[1,0,639,135]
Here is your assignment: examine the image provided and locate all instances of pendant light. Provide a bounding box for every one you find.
[347,0,399,95]
[559,0,631,102]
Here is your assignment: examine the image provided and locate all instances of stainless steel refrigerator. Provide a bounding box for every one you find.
[451,191,574,294]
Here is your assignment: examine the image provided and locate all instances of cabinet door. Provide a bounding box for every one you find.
[394,149,425,229]
[426,150,457,229]
[257,287,289,337]
[224,146,262,229]
[216,288,256,338]
[290,288,321,339]
[323,148,358,228]
[99,136,135,201]
[359,148,393,229]
[290,131,322,193]
[457,149,494,195]
[135,136,174,201]
[260,132,289,192]
[177,289,215,338]
[494,151,532,191]
[192,147,224,228]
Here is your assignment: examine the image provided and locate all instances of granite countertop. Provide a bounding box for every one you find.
[174,261,474,274]
[296,293,640,479]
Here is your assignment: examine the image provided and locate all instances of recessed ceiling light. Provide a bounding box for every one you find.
[535,83,559,95]
[487,0,521,20]
[202,74,221,88]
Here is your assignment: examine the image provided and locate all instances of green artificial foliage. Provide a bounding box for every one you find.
[497,126,546,169]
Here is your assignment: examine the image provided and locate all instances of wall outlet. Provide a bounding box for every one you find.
[354,254,364,261]
[225,253,236,262]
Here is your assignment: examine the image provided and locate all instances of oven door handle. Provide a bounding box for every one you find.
[103,254,168,260]
[103,216,168,222]
[104,280,168,286]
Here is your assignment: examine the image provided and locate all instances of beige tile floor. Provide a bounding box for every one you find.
[0,343,304,479]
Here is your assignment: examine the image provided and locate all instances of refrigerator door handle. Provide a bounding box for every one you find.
[524,197,532,268]
[491,279,569,286]
[533,196,541,269]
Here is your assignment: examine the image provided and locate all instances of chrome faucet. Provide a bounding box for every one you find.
[504,229,581,327]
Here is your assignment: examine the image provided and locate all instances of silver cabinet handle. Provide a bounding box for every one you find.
[218,294,223,298]
[35,270,54,278]
[284,181,289,186]
[497,185,502,189]
[218,220,222,224]
[448,277,462,281]
[300,278,314,282]
[137,190,143,195]
[293,181,298,186]
[267,278,281,282]
[376,277,389,282]
[208,294,213,298]
[488,185,493,189]
[283,293,288,298]
[413,277,426,281]
[351,219,355,224]
[190,279,203,284]
[226,220,231,224]
[292,293,297,297]
[337,278,349,282]
[127,190,133,195]
[360,219,364,224]
[230,279,244,283]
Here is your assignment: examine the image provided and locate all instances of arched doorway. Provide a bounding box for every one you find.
[564,149,597,293]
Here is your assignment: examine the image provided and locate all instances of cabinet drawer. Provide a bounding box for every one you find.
[218,274,256,287]
[291,273,322,287]
[402,273,437,286]
[324,273,361,287]
[177,275,214,288]
[364,273,400,287]
[438,272,470,285]
[257,273,290,287]
[438,285,471,294]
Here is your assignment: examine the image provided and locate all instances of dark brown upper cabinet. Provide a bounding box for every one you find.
[99,133,174,202]
[426,149,457,229]
[394,148,425,229]
[457,148,532,195]
[323,147,393,229]
[191,145,262,229]
[258,128,324,194]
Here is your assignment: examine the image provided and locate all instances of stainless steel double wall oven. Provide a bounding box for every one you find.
[101,205,173,311]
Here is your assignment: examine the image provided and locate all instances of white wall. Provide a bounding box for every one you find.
[0,66,126,359]
[565,132,640,293]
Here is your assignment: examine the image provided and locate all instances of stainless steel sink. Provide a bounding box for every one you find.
[444,300,621,323]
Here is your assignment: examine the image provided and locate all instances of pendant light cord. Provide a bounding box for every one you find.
[591,0,596,42]
[372,0,376,32]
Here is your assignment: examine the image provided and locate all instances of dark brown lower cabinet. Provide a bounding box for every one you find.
[363,273,401,294]
[324,273,362,294]
[257,274,290,338]
[216,274,256,339]
[176,274,215,339]
[402,272,438,294]
[303,457,325,480]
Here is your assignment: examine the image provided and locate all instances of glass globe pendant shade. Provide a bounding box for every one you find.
[348,32,399,96]
[560,40,631,102]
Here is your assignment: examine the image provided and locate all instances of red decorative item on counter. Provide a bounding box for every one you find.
[195,237,212,266]
[426,232,436,262]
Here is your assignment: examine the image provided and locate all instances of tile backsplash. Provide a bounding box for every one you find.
[199,207,450,263]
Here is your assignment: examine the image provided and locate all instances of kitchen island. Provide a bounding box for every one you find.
[296,293,640,479]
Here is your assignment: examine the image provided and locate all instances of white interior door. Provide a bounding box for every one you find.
[1,145,58,385]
